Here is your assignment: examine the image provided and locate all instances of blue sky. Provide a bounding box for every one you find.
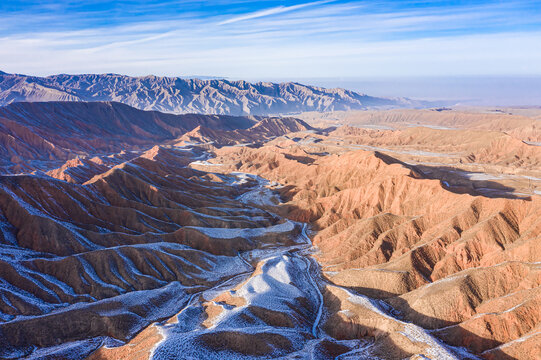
[1,1,541,79]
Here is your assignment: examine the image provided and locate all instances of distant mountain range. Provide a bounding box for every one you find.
[0,71,432,116]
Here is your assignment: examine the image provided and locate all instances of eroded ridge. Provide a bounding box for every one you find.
[0,142,477,360]
[205,136,541,360]
[0,146,296,358]
[1,105,539,359]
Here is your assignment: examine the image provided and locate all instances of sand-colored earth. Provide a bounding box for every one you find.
[0,104,539,359]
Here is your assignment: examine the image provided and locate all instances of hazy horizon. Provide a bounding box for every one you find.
[265,75,541,106]
[3,68,540,106]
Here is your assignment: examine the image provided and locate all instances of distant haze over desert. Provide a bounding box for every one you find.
[1,1,540,360]
[264,76,541,106]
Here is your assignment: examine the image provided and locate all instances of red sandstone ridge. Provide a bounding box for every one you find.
[0,101,539,359]
[0,101,257,173]
[330,125,541,170]
[209,143,541,359]
[174,117,314,147]
[0,145,302,358]
[45,157,110,183]
[297,108,541,142]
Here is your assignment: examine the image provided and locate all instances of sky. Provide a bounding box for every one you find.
[1,1,541,103]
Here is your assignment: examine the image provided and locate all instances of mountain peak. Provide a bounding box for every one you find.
[0,72,432,116]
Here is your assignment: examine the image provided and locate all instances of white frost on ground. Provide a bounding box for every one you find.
[189,160,223,166]
[0,157,479,360]
[186,218,294,239]
[231,172,282,206]
[341,288,476,359]
[150,252,328,360]
[400,323,462,360]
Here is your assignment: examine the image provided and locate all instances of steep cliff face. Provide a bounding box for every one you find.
[0,71,425,115]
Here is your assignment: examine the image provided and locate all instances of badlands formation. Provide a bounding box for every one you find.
[0,102,539,359]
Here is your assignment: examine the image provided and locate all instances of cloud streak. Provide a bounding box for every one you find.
[0,0,540,78]
[218,0,333,25]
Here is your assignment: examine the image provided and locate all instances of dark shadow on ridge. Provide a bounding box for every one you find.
[320,277,518,359]
[373,151,532,200]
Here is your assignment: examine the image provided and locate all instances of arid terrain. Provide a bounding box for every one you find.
[0,102,539,359]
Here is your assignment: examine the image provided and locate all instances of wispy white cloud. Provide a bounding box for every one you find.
[0,0,540,78]
[218,0,334,25]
